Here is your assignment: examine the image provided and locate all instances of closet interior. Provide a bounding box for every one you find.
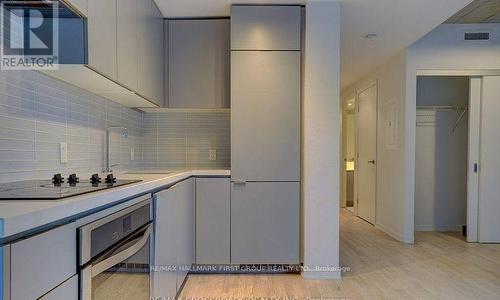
[415,76,469,233]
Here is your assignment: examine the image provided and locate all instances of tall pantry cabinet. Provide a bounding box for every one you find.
[230,5,302,264]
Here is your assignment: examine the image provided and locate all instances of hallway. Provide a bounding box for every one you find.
[180,209,500,299]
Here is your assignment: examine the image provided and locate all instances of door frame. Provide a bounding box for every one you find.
[341,95,356,213]
[410,69,500,243]
[354,81,378,222]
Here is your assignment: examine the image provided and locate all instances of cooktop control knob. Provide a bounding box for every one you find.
[90,174,102,184]
[52,174,64,185]
[105,174,117,184]
[68,174,79,184]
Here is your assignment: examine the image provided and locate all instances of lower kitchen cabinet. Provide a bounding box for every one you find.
[8,222,77,300]
[231,182,300,264]
[153,178,194,298]
[39,276,78,300]
[195,178,231,265]
[153,187,178,299]
[175,178,195,286]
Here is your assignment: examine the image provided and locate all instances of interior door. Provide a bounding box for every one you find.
[478,76,500,243]
[357,83,377,224]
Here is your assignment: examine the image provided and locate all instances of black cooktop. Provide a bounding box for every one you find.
[0,174,142,200]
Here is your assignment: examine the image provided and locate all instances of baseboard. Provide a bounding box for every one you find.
[415,225,463,232]
[301,270,341,280]
[375,222,412,244]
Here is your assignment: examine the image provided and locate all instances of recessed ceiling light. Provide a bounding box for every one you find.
[365,33,378,41]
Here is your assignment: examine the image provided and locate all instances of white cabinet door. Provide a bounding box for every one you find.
[117,0,138,90]
[136,0,149,99]
[175,178,195,287]
[10,223,77,300]
[151,2,165,106]
[168,19,230,108]
[137,0,161,105]
[153,188,177,299]
[87,0,117,80]
[231,182,300,264]
[196,177,231,264]
[231,51,301,182]
[478,76,500,243]
[39,276,78,300]
[153,178,194,298]
[231,5,301,51]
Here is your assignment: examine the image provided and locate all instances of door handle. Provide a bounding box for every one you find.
[91,224,151,278]
[368,160,376,164]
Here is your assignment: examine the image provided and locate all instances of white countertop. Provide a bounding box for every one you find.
[0,169,230,241]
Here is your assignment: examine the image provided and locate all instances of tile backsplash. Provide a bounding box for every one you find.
[0,70,142,183]
[0,70,230,183]
[142,111,230,170]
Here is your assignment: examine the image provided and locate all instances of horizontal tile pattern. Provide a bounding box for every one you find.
[0,70,142,183]
[142,111,230,170]
[0,70,230,183]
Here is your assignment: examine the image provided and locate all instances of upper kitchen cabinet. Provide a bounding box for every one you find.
[42,0,164,108]
[151,3,165,106]
[231,5,302,51]
[137,0,165,107]
[87,0,117,80]
[117,0,138,91]
[168,19,230,108]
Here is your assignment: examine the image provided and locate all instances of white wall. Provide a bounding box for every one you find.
[346,114,355,160]
[342,50,411,242]
[406,23,500,241]
[408,24,500,71]
[342,23,500,243]
[302,0,341,279]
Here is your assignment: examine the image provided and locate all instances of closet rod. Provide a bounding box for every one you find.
[416,105,467,111]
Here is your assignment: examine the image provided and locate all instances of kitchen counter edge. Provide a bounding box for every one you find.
[0,170,230,244]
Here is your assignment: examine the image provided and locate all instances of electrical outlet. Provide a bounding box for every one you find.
[60,142,68,163]
[209,149,217,161]
[130,147,135,161]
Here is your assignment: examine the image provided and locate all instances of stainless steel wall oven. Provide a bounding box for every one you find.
[79,199,153,300]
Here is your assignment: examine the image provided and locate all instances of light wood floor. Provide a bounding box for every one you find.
[180,209,500,299]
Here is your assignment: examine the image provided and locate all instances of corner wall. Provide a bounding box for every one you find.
[302,0,341,279]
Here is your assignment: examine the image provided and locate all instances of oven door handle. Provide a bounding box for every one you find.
[91,223,152,278]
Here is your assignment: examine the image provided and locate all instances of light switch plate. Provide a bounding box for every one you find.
[60,142,68,163]
[209,149,217,161]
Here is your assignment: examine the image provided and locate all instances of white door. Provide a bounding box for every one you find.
[478,76,500,243]
[357,83,377,224]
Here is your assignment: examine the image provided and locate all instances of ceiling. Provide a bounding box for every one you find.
[446,0,500,23]
[155,0,474,90]
[155,0,302,17]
